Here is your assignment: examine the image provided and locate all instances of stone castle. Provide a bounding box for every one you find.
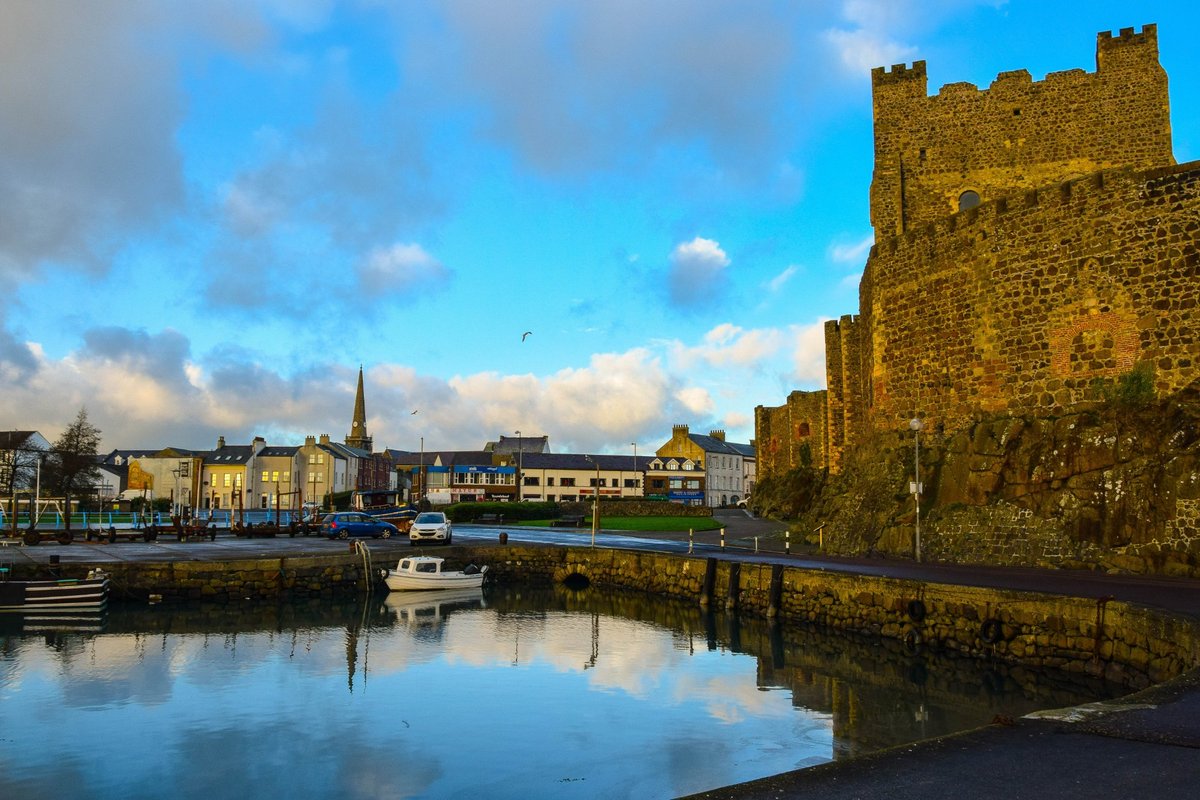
[757,24,1199,479]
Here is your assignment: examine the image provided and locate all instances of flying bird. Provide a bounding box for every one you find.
[411,410,419,415]
[522,331,533,341]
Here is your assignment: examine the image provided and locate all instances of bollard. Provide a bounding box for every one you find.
[720,527,725,550]
[499,531,508,544]
[688,528,693,554]
[754,536,759,553]
[785,529,791,555]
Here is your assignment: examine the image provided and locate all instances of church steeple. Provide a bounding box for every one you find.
[346,365,372,451]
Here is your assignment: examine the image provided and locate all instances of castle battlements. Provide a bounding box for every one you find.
[870,161,1200,259]
[870,60,927,86]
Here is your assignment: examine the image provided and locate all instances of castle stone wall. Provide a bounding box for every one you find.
[864,162,1200,434]
[755,390,828,479]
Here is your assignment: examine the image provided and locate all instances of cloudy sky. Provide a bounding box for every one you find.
[3,1,1198,454]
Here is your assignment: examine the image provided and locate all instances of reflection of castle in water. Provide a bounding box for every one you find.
[7,588,1123,758]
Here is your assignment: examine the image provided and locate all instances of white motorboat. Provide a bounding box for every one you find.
[383,556,488,591]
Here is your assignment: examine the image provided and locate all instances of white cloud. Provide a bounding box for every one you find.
[668,237,730,308]
[672,324,785,370]
[823,0,920,77]
[764,265,799,293]
[829,234,875,264]
[358,243,451,295]
[791,322,829,385]
[675,387,714,416]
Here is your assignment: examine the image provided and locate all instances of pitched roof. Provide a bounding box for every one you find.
[687,433,755,458]
[519,453,639,471]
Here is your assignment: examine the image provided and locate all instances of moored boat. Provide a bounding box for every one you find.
[0,569,110,612]
[383,556,487,591]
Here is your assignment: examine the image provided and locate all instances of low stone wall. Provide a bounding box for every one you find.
[92,554,375,602]
[486,545,1200,690]
[22,544,1200,691]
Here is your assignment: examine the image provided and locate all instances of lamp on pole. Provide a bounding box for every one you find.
[515,430,522,503]
[909,417,923,562]
[631,442,638,498]
[585,455,600,548]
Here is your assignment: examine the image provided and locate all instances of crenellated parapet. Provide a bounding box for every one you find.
[869,24,1172,237]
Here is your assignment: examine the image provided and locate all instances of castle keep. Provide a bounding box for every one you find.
[758,25,1200,478]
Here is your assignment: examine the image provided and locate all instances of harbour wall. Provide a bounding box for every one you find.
[30,544,1200,691]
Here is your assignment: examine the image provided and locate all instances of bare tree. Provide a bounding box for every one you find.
[46,408,102,532]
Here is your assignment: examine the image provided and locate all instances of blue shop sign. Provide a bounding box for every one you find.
[453,465,516,474]
[669,490,704,500]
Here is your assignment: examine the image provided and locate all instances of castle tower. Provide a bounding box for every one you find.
[868,24,1173,237]
[345,366,373,452]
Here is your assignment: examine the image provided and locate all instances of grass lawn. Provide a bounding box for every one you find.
[520,516,724,532]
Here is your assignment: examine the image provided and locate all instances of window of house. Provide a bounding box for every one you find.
[547,477,555,486]
[623,479,637,488]
[261,470,270,482]
[561,477,575,487]
[282,471,289,482]
[524,476,540,486]
[272,471,280,482]
[223,474,231,488]
[959,190,981,211]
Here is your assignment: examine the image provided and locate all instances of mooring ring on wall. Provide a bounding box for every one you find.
[902,627,923,654]
[980,618,1004,644]
[907,599,927,622]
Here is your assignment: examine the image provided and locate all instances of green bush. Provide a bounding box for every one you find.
[443,501,558,523]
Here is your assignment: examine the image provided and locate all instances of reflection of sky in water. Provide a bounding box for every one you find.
[0,605,831,799]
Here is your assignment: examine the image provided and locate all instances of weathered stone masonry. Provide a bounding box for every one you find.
[484,545,1200,691]
[758,25,1199,476]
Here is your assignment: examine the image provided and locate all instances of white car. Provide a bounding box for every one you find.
[409,511,453,545]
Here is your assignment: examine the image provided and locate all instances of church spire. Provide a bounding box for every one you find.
[346,365,372,451]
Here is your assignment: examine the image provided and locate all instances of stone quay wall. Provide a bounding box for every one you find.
[88,554,377,602]
[32,544,1200,691]
[487,545,1200,691]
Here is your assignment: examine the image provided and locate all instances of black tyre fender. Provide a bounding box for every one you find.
[902,627,923,654]
[907,599,927,622]
[981,618,1005,644]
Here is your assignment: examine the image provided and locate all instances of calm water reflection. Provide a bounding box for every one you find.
[1,586,1124,799]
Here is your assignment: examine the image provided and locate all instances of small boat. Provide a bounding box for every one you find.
[383,556,487,592]
[0,569,110,612]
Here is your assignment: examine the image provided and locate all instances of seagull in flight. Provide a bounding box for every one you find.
[522,331,533,341]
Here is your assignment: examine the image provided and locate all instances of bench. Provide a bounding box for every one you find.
[559,514,586,527]
[476,513,505,525]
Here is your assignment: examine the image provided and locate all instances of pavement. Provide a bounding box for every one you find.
[5,513,1200,798]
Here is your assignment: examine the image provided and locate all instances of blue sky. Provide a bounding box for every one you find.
[3,1,1198,454]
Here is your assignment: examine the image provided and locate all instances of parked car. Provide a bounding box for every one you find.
[321,512,399,540]
[409,511,453,545]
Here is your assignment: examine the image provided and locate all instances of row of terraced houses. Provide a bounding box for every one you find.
[3,371,755,513]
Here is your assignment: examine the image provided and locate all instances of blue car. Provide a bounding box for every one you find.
[321,512,399,540]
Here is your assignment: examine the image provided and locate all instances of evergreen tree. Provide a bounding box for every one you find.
[48,408,102,531]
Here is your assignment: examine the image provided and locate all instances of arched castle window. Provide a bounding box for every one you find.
[797,422,811,437]
[958,190,981,211]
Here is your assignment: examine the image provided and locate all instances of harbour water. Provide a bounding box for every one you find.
[1,586,1125,799]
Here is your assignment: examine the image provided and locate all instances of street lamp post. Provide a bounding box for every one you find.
[515,430,522,503]
[909,417,923,562]
[585,455,600,547]
[631,442,638,498]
